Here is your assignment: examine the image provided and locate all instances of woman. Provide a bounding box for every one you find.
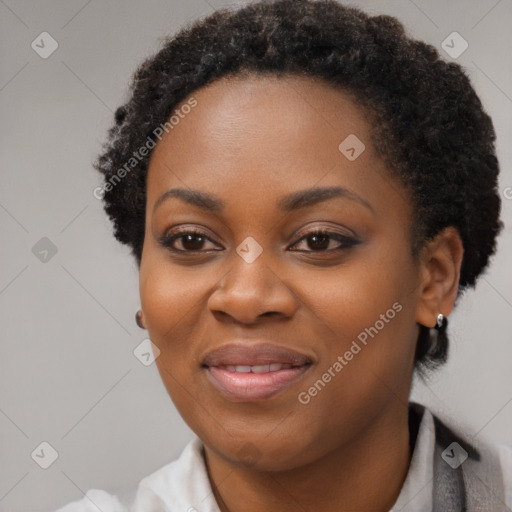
[56,0,511,510]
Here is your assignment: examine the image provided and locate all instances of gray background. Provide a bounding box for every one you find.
[0,0,511,510]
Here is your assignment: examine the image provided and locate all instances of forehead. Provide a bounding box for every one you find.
[152,73,373,156]
[145,73,409,220]
[184,73,370,132]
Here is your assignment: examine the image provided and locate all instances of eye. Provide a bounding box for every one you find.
[158,227,222,253]
[289,229,359,252]
[158,227,359,255]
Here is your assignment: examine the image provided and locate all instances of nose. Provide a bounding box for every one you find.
[207,248,298,324]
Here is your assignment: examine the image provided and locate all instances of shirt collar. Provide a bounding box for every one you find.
[390,405,435,511]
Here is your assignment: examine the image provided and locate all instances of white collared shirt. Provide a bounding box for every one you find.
[55,407,512,512]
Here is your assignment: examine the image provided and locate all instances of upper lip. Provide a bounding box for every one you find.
[202,342,313,367]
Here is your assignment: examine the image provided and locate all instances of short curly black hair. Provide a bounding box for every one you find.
[94,0,502,371]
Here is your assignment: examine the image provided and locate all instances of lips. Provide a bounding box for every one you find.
[202,343,313,401]
[202,343,312,367]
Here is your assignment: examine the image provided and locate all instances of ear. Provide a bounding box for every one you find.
[415,226,464,328]
[136,309,147,329]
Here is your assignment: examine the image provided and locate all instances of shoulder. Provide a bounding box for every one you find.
[54,437,209,512]
[409,403,512,509]
[498,442,512,472]
[54,489,127,512]
[498,443,512,507]
[431,407,512,509]
[131,436,216,509]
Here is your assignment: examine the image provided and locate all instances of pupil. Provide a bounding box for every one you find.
[183,234,204,250]
[308,234,329,250]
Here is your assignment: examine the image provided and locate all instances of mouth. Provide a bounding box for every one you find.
[202,343,313,402]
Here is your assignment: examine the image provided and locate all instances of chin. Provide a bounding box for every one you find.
[201,429,323,473]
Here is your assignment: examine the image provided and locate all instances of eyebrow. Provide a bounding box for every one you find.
[153,186,374,214]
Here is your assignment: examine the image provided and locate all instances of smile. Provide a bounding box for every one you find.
[202,343,313,402]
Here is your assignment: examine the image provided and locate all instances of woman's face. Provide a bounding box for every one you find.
[139,74,426,470]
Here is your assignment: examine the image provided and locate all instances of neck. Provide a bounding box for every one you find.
[204,400,412,512]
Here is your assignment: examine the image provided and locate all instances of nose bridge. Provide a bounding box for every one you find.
[231,241,270,287]
[207,238,297,322]
[222,239,275,300]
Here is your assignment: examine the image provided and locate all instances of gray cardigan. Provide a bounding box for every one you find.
[407,402,507,511]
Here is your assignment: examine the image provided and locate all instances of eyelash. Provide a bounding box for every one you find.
[158,227,359,255]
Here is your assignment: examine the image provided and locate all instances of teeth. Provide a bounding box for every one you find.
[251,364,270,373]
[223,363,293,373]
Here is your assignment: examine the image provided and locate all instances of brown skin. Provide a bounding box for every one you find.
[138,74,463,512]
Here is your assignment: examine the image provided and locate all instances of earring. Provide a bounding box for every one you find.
[434,313,447,332]
[135,310,145,329]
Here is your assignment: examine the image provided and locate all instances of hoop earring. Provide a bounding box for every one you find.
[434,313,447,332]
[135,310,145,329]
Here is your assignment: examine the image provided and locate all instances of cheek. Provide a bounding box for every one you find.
[138,258,208,416]
[139,253,208,336]
[303,253,410,341]
[287,263,417,460]
[138,253,223,394]
[296,249,418,396]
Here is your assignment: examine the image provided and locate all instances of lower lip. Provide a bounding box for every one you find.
[205,365,311,402]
